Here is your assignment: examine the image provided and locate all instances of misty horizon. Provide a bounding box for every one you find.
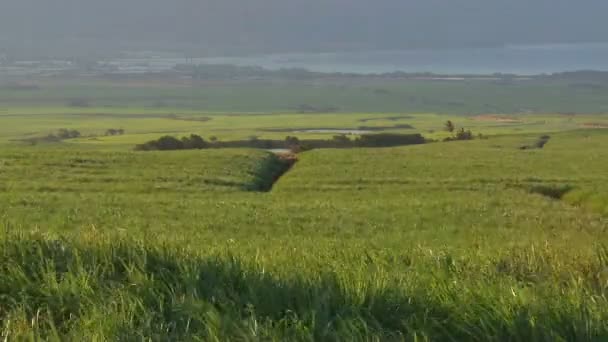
[1,0,608,58]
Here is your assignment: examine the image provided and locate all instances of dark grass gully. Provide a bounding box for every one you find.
[245,153,297,192]
[527,184,574,200]
[519,135,551,150]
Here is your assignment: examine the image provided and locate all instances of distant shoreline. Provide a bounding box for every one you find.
[3,43,608,77]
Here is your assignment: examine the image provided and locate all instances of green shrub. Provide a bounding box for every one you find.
[181,134,208,149]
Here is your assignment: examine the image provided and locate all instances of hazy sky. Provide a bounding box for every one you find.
[1,0,607,56]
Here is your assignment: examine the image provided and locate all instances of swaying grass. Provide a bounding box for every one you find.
[2,230,608,341]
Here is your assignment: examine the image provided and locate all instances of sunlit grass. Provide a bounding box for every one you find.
[0,129,607,339]
[1,84,608,339]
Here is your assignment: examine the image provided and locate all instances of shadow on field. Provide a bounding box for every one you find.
[2,234,607,340]
[1,236,438,340]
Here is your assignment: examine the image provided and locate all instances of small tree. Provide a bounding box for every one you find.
[455,128,473,140]
[444,120,455,133]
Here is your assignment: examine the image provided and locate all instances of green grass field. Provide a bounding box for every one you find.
[1,77,608,340]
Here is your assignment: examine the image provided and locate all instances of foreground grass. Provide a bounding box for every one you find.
[0,130,607,339]
[2,230,608,341]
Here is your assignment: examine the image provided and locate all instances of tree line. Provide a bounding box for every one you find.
[135,133,427,152]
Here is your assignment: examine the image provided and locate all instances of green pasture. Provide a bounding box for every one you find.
[0,126,607,339]
[1,76,608,339]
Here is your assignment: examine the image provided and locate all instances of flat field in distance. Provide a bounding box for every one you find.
[2,75,608,114]
[2,75,608,147]
[1,75,608,340]
[1,107,607,147]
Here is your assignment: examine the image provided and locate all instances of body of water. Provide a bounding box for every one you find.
[195,43,608,75]
[4,43,607,76]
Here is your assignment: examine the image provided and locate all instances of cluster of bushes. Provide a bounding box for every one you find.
[354,133,426,147]
[55,128,82,140]
[135,135,209,151]
[444,128,476,141]
[104,128,125,136]
[135,133,427,152]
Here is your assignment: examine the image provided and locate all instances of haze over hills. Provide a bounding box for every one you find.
[1,0,608,58]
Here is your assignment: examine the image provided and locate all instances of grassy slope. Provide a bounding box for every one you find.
[1,130,608,339]
[1,76,608,339]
